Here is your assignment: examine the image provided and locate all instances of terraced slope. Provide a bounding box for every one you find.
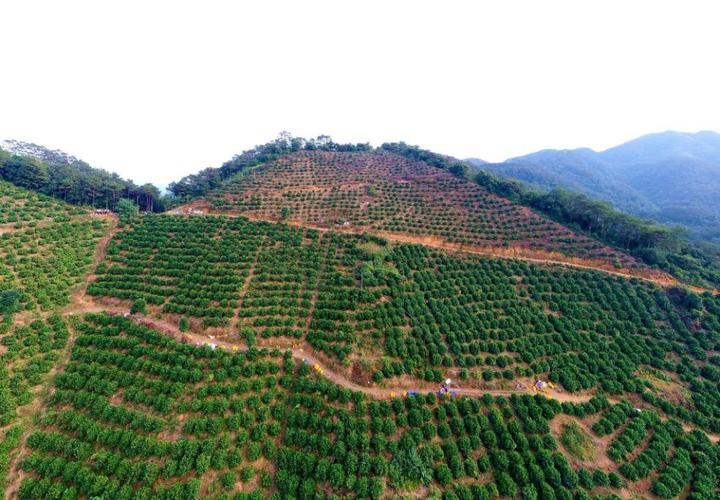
[0,181,84,230]
[87,215,720,436]
[3,177,720,499]
[197,151,654,276]
[0,181,111,492]
[13,312,720,499]
[0,182,109,313]
[87,216,381,360]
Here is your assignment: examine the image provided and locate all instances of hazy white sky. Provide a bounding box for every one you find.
[2,1,719,186]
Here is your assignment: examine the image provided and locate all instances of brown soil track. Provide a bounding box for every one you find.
[171,205,718,295]
[59,298,720,442]
[2,213,118,499]
[58,294,599,404]
[230,237,264,328]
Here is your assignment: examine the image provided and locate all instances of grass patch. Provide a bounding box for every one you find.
[357,240,386,255]
[561,421,595,461]
[638,367,691,404]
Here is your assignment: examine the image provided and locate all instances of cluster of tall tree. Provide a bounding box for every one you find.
[0,148,163,212]
[168,133,372,199]
[380,142,470,178]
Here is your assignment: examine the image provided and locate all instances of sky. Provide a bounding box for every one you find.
[1,1,720,187]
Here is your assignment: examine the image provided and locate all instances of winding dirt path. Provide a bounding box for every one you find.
[62,291,720,443]
[2,214,118,498]
[60,293,597,403]
[170,208,718,295]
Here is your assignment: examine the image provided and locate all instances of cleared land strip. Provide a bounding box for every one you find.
[231,236,265,327]
[303,233,331,333]
[57,296,623,404]
[2,214,117,498]
[53,299,720,443]
[171,210,718,295]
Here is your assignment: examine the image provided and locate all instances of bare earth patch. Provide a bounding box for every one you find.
[638,367,691,406]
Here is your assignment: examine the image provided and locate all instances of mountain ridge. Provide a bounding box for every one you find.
[0,139,83,167]
[478,130,720,243]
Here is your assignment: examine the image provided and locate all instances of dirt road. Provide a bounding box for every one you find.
[60,293,597,403]
[169,207,718,295]
[61,295,720,444]
[2,214,118,498]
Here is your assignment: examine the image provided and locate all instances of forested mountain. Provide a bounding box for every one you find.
[479,131,720,243]
[602,130,720,165]
[465,157,488,169]
[0,140,83,167]
[0,140,164,212]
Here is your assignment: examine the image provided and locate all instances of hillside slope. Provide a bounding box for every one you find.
[2,174,720,498]
[0,181,111,491]
[41,210,720,499]
[190,150,654,277]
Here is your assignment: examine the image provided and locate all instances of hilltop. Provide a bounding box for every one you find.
[164,136,720,289]
[5,134,718,288]
[0,140,83,168]
[191,149,646,275]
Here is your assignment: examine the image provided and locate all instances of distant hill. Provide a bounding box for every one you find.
[0,139,83,167]
[465,157,488,169]
[479,131,720,243]
[0,139,164,212]
[602,130,720,165]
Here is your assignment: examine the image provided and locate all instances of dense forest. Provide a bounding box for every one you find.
[382,142,720,287]
[168,133,372,199]
[0,148,164,212]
